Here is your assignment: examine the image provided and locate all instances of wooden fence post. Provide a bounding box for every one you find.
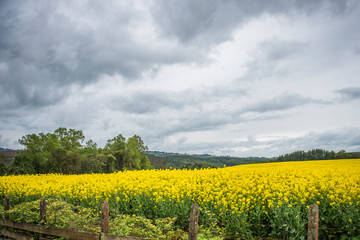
[101,200,109,234]
[39,198,47,239]
[188,203,199,240]
[4,196,10,219]
[308,204,319,240]
[40,198,46,224]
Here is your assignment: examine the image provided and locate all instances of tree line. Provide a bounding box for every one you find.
[0,127,151,175]
[272,149,360,162]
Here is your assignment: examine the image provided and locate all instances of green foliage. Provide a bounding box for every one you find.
[110,215,186,239]
[0,203,4,218]
[197,206,225,239]
[104,134,126,152]
[81,153,106,173]
[275,149,360,162]
[6,198,99,233]
[14,127,86,174]
[9,153,36,175]
[0,161,8,176]
[2,194,359,239]
[181,161,218,170]
[54,127,85,151]
[4,198,187,239]
[147,151,269,169]
[335,150,360,159]
[317,197,360,239]
[113,150,131,170]
[267,203,307,239]
[126,137,142,170]
[4,128,152,175]
[276,149,336,162]
[105,154,116,173]
[0,152,6,163]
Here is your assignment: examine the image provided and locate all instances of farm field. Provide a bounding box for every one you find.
[1,159,360,239]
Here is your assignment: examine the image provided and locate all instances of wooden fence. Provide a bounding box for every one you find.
[1,197,319,240]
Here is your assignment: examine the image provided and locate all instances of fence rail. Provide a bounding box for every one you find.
[0,196,322,240]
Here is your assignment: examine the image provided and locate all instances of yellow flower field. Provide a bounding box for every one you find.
[1,159,359,208]
[1,159,359,238]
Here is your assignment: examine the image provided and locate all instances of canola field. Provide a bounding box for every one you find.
[1,159,360,238]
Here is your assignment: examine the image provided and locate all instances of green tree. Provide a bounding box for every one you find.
[104,154,116,173]
[18,133,50,173]
[17,128,86,174]
[14,128,151,174]
[8,153,36,175]
[0,161,8,176]
[81,153,105,173]
[113,150,130,170]
[126,137,141,170]
[104,134,126,152]
[133,135,151,169]
[54,127,85,151]
[82,140,98,155]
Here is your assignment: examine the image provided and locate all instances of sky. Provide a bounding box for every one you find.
[1,0,360,157]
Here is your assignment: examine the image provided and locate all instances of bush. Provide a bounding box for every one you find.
[6,198,99,233]
[110,214,186,239]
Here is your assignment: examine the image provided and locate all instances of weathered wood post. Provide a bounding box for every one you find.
[101,200,109,234]
[40,198,46,224]
[39,198,47,239]
[308,204,319,240]
[188,203,199,240]
[4,196,10,219]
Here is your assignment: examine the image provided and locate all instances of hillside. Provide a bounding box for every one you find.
[0,147,15,151]
[0,149,20,164]
[147,151,269,169]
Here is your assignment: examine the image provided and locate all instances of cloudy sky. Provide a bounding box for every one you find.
[1,0,360,157]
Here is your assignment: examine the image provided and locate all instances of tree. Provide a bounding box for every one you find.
[130,135,151,169]
[276,149,338,162]
[54,128,85,151]
[18,133,49,173]
[132,135,149,153]
[104,154,116,173]
[81,153,105,173]
[82,140,98,155]
[8,153,36,175]
[0,161,8,176]
[10,128,151,175]
[126,137,141,170]
[16,127,85,174]
[104,134,126,152]
[113,150,130,170]
[133,135,151,169]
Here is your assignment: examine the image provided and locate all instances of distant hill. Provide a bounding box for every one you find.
[0,149,21,164]
[146,151,269,169]
[0,147,15,151]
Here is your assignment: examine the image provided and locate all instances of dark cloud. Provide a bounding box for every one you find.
[110,86,247,114]
[111,91,185,114]
[151,0,354,45]
[0,1,199,110]
[244,94,325,113]
[336,87,360,101]
[0,0,356,110]
[239,39,309,82]
[128,92,325,139]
